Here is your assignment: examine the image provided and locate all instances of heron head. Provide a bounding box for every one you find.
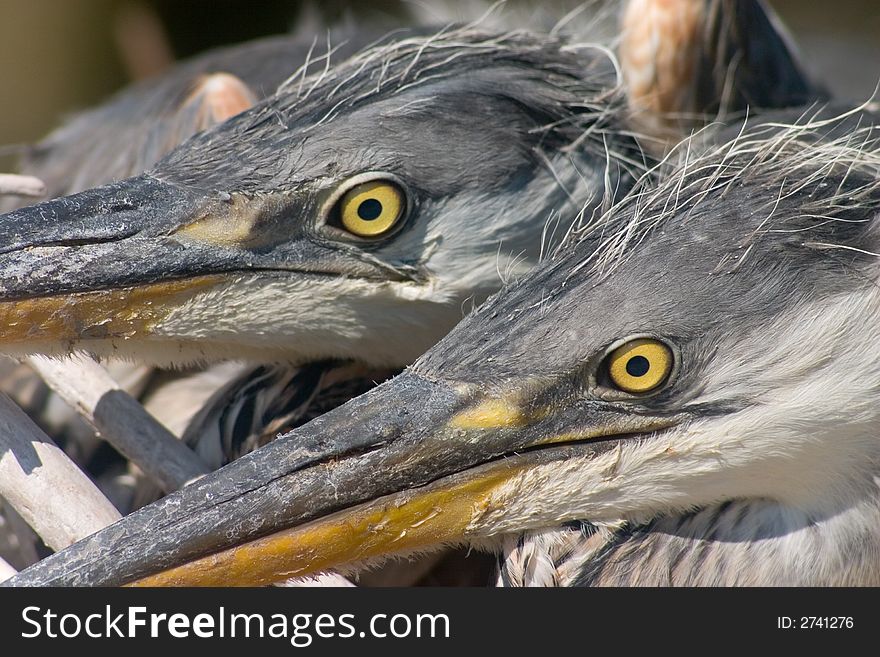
[10,108,879,587]
[0,0,822,368]
[0,30,636,367]
[404,108,880,527]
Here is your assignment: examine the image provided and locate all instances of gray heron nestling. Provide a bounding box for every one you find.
[0,1,818,467]
[7,103,879,587]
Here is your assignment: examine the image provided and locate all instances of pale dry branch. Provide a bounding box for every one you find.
[28,355,211,493]
[0,392,121,551]
[0,555,17,581]
[0,173,46,198]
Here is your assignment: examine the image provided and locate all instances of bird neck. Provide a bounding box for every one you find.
[497,494,880,586]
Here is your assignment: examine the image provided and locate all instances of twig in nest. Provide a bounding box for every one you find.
[0,556,17,582]
[28,355,211,493]
[0,392,121,551]
[0,174,46,198]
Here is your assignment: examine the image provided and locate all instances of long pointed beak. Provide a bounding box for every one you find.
[0,175,230,350]
[5,370,676,587]
[0,175,205,293]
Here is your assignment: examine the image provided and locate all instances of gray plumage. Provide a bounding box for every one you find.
[7,30,387,202]
[1,2,841,587]
[12,105,880,588]
[0,18,639,576]
[460,106,880,585]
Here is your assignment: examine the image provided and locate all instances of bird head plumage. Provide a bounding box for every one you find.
[0,28,634,367]
[0,1,821,369]
[9,106,880,587]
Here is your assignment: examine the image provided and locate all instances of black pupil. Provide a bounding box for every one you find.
[357,198,383,221]
[626,355,650,377]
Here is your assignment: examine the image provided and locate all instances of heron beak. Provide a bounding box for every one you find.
[0,174,394,356]
[0,175,228,350]
[5,370,679,587]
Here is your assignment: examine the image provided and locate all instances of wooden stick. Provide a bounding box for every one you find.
[0,556,17,582]
[27,356,211,493]
[0,556,17,581]
[0,392,121,551]
[0,173,46,198]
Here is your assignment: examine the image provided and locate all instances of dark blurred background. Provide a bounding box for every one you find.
[0,0,877,169]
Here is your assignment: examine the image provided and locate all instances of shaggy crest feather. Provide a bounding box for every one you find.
[564,102,880,279]
[158,22,637,193]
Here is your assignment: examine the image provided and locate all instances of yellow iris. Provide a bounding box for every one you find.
[339,180,405,237]
[607,338,673,393]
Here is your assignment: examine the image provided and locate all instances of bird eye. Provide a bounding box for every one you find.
[336,180,406,238]
[606,338,673,394]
